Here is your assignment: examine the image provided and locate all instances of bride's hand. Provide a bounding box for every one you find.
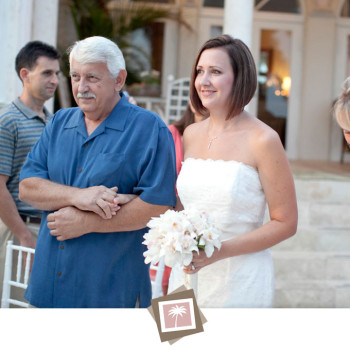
[184,247,221,274]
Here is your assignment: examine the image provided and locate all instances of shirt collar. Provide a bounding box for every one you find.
[104,92,129,131]
[65,92,129,132]
[13,97,52,121]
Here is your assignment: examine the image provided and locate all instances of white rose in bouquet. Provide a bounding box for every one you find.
[143,208,221,294]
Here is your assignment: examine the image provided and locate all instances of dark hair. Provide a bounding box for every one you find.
[190,34,257,120]
[172,104,196,135]
[15,40,61,79]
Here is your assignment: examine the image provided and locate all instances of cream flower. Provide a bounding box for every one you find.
[143,208,221,268]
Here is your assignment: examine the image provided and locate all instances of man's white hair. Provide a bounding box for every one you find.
[68,36,125,78]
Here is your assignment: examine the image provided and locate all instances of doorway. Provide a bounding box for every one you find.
[257,29,291,147]
[251,14,303,159]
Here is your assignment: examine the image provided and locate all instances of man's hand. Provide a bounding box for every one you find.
[19,178,120,217]
[18,231,36,271]
[0,174,36,269]
[19,232,36,249]
[47,197,172,240]
[74,186,119,219]
[113,193,137,207]
[47,206,90,241]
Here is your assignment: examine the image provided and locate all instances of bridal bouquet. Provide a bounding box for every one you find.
[143,208,221,270]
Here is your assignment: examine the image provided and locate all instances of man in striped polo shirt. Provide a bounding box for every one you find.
[0,41,61,303]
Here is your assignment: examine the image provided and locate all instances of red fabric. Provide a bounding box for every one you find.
[149,265,172,287]
[149,125,184,294]
[168,124,183,175]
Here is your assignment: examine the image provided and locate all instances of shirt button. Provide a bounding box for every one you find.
[57,272,62,276]
[78,168,82,173]
[60,245,64,249]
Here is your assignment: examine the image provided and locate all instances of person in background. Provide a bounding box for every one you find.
[19,36,176,308]
[169,102,208,175]
[333,77,350,147]
[123,90,137,106]
[0,41,61,303]
[155,102,207,296]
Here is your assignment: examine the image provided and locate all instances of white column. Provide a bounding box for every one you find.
[299,11,337,160]
[32,0,59,46]
[223,0,254,49]
[223,0,254,114]
[0,0,33,105]
[0,0,58,109]
[161,19,179,98]
[33,0,59,112]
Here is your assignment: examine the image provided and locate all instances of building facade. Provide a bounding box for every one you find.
[0,0,59,112]
[131,0,350,161]
[2,0,350,161]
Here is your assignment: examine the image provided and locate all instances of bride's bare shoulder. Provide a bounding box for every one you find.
[183,118,208,138]
[244,114,281,145]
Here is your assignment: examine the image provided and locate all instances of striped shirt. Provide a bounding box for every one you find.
[0,97,52,216]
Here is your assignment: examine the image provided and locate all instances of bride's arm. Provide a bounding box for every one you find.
[187,127,297,273]
[226,128,297,253]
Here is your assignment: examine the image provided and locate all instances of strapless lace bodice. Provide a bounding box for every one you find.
[168,158,274,308]
[177,158,266,240]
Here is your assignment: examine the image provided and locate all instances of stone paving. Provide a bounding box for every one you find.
[271,160,350,308]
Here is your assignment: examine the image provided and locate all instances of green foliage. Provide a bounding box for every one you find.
[111,4,170,39]
[70,0,113,39]
[68,0,174,86]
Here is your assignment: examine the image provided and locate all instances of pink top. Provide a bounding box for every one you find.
[168,124,183,175]
[160,124,184,289]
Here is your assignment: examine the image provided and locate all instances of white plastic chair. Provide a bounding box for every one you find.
[150,257,165,298]
[1,240,35,308]
[165,76,191,125]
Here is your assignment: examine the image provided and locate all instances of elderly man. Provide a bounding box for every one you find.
[19,36,176,308]
[0,41,60,302]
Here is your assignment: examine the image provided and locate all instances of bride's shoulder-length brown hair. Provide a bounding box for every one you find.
[190,34,257,120]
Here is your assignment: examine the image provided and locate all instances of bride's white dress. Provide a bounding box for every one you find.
[168,158,274,308]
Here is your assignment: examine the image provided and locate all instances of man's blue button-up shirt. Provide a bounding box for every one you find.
[20,94,177,308]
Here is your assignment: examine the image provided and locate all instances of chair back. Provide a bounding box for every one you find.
[1,240,35,308]
[165,76,190,125]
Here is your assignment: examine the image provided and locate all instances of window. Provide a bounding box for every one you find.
[203,0,224,8]
[257,29,292,146]
[255,0,301,13]
[341,0,350,17]
[132,0,174,3]
[210,25,222,38]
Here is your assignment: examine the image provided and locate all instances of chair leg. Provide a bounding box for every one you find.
[1,240,13,308]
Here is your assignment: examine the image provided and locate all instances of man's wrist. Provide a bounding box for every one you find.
[84,210,102,233]
[15,228,34,241]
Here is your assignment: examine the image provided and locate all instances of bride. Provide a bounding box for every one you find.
[115,34,297,307]
[167,34,298,308]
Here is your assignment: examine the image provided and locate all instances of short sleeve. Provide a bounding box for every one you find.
[134,124,177,207]
[0,124,15,176]
[19,118,52,181]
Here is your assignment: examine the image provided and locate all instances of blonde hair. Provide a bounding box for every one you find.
[333,77,350,130]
